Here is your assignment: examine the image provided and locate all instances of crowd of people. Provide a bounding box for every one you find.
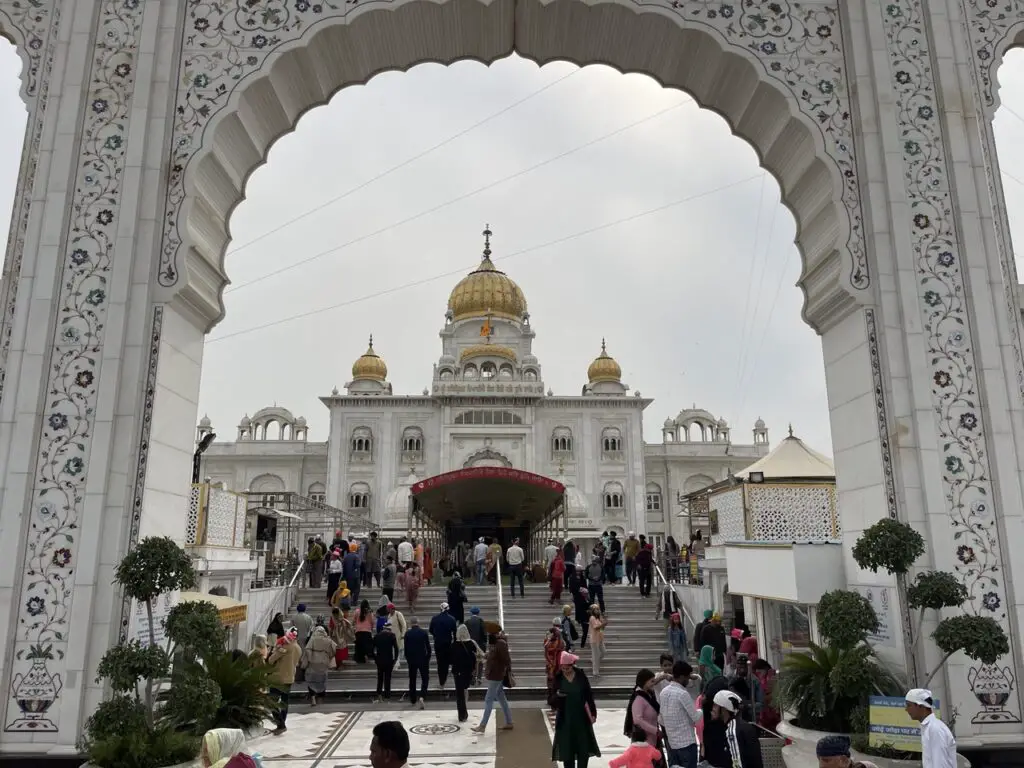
[253,531,957,768]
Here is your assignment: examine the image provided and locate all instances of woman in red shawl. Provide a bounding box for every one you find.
[543,618,565,694]
[739,633,759,665]
[753,657,780,733]
[549,550,565,605]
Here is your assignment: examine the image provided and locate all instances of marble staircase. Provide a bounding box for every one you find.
[284,578,675,701]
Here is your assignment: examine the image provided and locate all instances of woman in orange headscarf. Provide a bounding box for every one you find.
[424,545,434,585]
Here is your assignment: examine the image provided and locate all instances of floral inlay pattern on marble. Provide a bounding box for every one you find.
[158,0,868,293]
[961,1,1024,409]
[881,0,1020,725]
[5,0,144,732]
[0,0,61,404]
[118,305,163,642]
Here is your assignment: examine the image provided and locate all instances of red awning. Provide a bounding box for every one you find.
[412,467,565,522]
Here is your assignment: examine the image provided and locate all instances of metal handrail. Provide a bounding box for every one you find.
[495,552,505,632]
[252,559,306,642]
[654,562,698,636]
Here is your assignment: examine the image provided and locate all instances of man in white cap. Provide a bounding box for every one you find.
[905,688,956,768]
[712,689,763,768]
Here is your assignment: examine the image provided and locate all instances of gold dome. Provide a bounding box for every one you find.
[352,335,388,382]
[587,339,622,383]
[447,226,527,322]
[460,344,518,363]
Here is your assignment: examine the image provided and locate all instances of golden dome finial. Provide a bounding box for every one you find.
[352,334,388,382]
[588,338,622,383]
[447,225,527,322]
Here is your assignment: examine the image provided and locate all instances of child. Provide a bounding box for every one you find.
[608,727,663,768]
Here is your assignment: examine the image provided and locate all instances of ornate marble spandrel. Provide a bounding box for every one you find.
[159,0,867,296]
[0,0,61,405]
[4,0,146,733]
[747,484,839,540]
[881,0,1021,726]
[709,487,745,545]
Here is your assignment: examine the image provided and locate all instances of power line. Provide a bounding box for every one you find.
[225,97,692,295]
[736,246,795,418]
[207,173,761,345]
[227,68,580,256]
[734,204,781,398]
[733,172,768,386]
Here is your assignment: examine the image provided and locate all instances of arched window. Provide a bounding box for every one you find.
[601,426,623,454]
[551,426,574,456]
[481,361,497,379]
[498,364,514,379]
[523,369,538,381]
[402,426,424,454]
[308,482,326,504]
[646,482,663,512]
[439,368,454,380]
[349,482,371,509]
[603,482,624,509]
[351,426,373,458]
[463,364,478,379]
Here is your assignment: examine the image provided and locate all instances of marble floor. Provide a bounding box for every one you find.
[543,707,631,768]
[249,708,497,768]
[247,705,635,768]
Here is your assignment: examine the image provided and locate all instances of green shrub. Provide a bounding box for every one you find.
[85,724,199,768]
[817,590,879,650]
[162,652,277,734]
[774,643,903,733]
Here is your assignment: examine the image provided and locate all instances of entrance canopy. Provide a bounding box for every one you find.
[412,467,565,522]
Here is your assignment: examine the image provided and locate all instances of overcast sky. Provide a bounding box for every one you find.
[3,44,1024,460]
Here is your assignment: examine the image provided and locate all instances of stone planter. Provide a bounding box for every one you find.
[775,720,971,768]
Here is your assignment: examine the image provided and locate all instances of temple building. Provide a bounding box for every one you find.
[199,228,774,556]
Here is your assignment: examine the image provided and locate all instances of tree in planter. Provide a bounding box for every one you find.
[853,518,1010,687]
[775,589,904,733]
[81,537,202,767]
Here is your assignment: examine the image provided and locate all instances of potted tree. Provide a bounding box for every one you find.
[79,536,205,768]
[774,590,904,768]
[80,536,274,767]
[776,519,1003,768]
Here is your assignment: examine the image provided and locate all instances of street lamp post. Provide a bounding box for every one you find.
[192,432,216,484]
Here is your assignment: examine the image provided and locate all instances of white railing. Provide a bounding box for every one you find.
[495,554,505,632]
[188,483,248,547]
[654,562,698,639]
[251,559,306,643]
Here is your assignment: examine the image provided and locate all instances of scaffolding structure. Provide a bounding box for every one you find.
[246,491,377,587]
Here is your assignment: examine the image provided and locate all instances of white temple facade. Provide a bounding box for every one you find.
[199,229,771,553]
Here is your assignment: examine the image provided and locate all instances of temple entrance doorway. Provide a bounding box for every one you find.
[411,467,567,578]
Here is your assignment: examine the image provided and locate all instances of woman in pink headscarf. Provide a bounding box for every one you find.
[549,651,601,767]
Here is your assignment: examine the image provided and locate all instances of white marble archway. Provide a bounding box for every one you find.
[0,0,1022,752]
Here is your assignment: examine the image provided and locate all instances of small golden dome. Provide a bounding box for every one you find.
[587,339,622,383]
[447,226,527,322]
[352,335,388,382]
[460,344,518,363]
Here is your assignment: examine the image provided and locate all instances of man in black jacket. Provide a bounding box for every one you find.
[712,690,763,768]
[700,612,728,669]
[429,602,458,689]
[403,616,432,709]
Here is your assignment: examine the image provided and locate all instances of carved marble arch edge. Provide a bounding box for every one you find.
[162,0,865,335]
[0,4,49,105]
[976,15,1024,116]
